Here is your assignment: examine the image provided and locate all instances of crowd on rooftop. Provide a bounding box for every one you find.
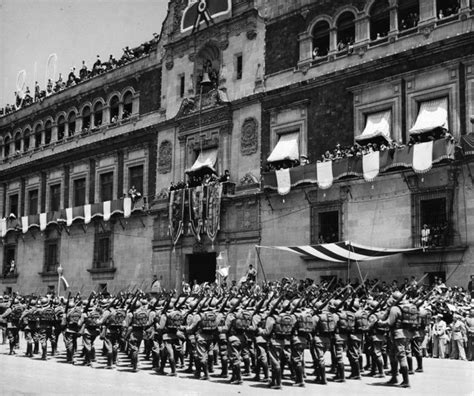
[0,33,160,118]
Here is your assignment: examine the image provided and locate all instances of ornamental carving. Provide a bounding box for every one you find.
[246,30,257,40]
[240,117,258,156]
[158,140,172,174]
[165,59,174,70]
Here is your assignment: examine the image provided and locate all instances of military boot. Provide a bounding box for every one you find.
[33,342,39,355]
[293,365,305,387]
[319,366,327,384]
[348,362,361,380]
[399,366,410,388]
[41,346,47,360]
[271,368,282,390]
[231,366,243,385]
[201,361,209,380]
[415,356,423,372]
[220,359,228,378]
[9,342,15,355]
[407,356,414,375]
[243,357,251,376]
[261,361,269,381]
[334,363,346,382]
[26,343,33,357]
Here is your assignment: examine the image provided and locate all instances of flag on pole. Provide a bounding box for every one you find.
[60,276,69,289]
[217,266,230,278]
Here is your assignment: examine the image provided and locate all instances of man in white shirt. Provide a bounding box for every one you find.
[432,314,447,358]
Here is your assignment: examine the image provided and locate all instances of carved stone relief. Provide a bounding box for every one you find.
[158,140,172,174]
[240,117,258,156]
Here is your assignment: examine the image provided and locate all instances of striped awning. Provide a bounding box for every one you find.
[257,241,420,263]
[410,97,448,135]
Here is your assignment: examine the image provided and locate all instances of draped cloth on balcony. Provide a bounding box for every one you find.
[356,110,392,143]
[362,151,380,181]
[257,241,421,263]
[206,183,223,245]
[316,161,333,189]
[275,169,291,195]
[409,97,448,135]
[186,148,218,174]
[188,186,204,241]
[267,132,299,163]
[169,189,185,248]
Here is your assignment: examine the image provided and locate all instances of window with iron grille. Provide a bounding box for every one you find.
[50,184,61,212]
[44,240,59,273]
[28,189,38,215]
[93,224,113,269]
[100,172,113,202]
[9,194,19,217]
[129,165,144,196]
[412,189,452,248]
[310,202,342,244]
[73,178,86,207]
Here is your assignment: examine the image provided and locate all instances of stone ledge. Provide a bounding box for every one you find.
[406,245,468,266]
[1,274,19,284]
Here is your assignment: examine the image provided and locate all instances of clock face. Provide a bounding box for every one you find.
[181,0,231,33]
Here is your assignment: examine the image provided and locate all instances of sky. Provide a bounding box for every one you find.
[0,0,169,106]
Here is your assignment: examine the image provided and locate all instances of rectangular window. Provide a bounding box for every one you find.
[129,165,144,195]
[95,233,112,268]
[236,54,243,80]
[44,240,59,273]
[100,172,114,202]
[50,184,61,212]
[73,178,86,206]
[180,74,185,98]
[28,189,39,215]
[47,285,55,294]
[412,190,452,248]
[9,194,19,217]
[3,245,16,277]
[310,203,341,244]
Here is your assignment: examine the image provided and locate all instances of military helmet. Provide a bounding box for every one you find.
[351,298,360,311]
[39,297,49,307]
[387,291,403,307]
[30,299,37,307]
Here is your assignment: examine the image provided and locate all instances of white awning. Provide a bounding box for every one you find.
[267,132,299,163]
[355,110,392,143]
[409,97,448,135]
[186,148,218,174]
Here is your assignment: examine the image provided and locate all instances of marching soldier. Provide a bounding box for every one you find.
[37,297,56,360]
[63,299,85,364]
[21,298,40,357]
[126,299,152,371]
[0,297,24,355]
[367,300,388,378]
[291,299,314,387]
[82,299,103,366]
[101,298,127,369]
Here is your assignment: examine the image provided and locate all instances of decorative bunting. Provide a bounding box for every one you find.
[103,201,111,222]
[39,213,47,231]
[412,141,433,174]
[275,168,291,195]
[1,218,7,237]
[84,204,92,224]
[169,189,185,248]
[124,198,132,219]
[21,216,29,234]
[362,151,380,181]
[188,186,204,241]
[66,208,73,227]
[206,183,223,244]
[317,161,333,189]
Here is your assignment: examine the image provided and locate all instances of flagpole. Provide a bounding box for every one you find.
[255,245,267,283]
[57,265,63,297]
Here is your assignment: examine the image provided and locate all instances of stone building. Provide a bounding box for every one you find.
[1,0,474,294]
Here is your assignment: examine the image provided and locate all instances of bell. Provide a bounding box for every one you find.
[201,72,212,86]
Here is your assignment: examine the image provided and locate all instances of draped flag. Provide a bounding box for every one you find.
[257,241,420,263]
[188,186,204,242]
[169,189,185,247]
[39,213,47,231]
[206,182,223,244]
[217,266,230,278]
[21,216,29,234]
[124,197,132,218]
[317,161,333,189]
[103,201,111,222]
[412,141,433,173]
[1,218,7,237]
[84,204,92,224]
[362,151,380,181]
[275,168,291,195]
[60,275,69,289]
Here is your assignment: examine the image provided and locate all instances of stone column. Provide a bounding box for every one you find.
[355,14,370,45]
[419,0,437,24]
[388,0,399,38]
[328,27,338,57]
[297,32,313,66]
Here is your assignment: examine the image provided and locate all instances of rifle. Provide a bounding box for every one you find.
[64,292,72,316]
[266,293,285,318]
[252,296,266,315]
[83,292,96,313]
[218,293,232,313]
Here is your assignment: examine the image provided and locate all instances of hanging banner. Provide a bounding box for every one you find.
[169,189,185,247]
[275,168,291,195]
[188,186,204,242]
[206,182,222,244]
[181,0,232,33]
[362,151,380,182]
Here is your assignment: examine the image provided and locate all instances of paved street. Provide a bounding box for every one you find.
[0,338,472,396]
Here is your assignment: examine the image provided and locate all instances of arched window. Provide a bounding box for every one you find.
[370,0,390,41]
[94,102,103,127]
[23,129,31,152]
[109,96,120,122]
[68,112,76,136]
[195,43,221,94]
[35,124,42,148]
[336,12,355,51]
[436,0,460,18]
[123,92,133,119]
[4,136,11,158]
[312,21,330,58]
[14,132,22,152]
[44,120,52,145]
[399,0,419,31]
[57,115,66,141]
[82,106,91,130]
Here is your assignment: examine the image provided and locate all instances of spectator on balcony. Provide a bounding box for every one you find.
[105,54,117,71]
[80,60,89,80]
[421,223,431,250]
[312,47,320,58]
[300,154,310,165]
[46,79,53,96]
[5,260,15,277]
[128,185,142,203]
[67,67,79,87]
[219,169,230,183]
[92,55,102,76]
[122,109,131,120]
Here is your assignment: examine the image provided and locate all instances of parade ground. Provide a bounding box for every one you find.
[0,339,471,396]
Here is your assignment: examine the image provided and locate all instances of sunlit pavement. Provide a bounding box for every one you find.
[0,337,472,396]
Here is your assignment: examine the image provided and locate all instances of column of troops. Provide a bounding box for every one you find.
[0,279,473,389]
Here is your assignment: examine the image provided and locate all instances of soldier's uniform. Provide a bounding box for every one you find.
[157,306,185,375]
[101,303,127,368]
[21,300,40,357]
[466,307,474,361]
[292,305,314,387]
[63,301,85,364]
[0,299,24,355]
[52,301,65,355]
[333,303,351,382]
[127,301,152,371]
[412,304,431,372]
[313,303,337,384]
[378,294,418,388]
[37,298,56,360]
[349,301,369,379]
[367,302,388,378]
[82,303,103,366]
[251,310,269,382]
